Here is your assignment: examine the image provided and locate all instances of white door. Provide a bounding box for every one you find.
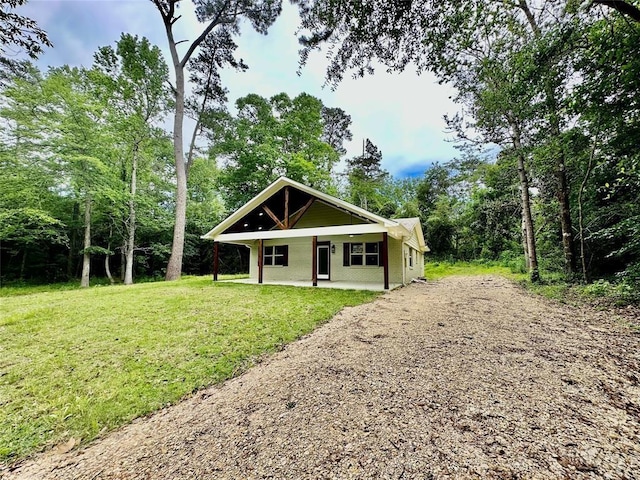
[317,244,330,280]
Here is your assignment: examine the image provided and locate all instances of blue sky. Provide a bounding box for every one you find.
[16,0,461,178]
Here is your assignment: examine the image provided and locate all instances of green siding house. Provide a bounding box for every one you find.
[202,177,429,290]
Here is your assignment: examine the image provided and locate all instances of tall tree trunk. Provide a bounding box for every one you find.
[67,202,79,279]
[105,226,115,285]
[20,249,27,280]
[578,131,598,284]
[163,19,187,282]
[121,247,126,282]
[105,252,114,285]
[519,0,575,277]
[124,144,139,285]
[80,195,92,288]
[511,121,540,282]
[152,0,239,281]
[556,153,576,277]
[521,217,530,269]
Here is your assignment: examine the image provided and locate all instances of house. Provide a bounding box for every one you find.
[201,176,429,290]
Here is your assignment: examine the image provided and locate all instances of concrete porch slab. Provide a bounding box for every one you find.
[217,278,402,292]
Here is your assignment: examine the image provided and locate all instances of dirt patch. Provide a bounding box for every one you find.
[3,276,639,479]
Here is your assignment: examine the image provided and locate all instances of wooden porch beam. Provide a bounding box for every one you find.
[284,187,290,229]
[258,239,264,284]
[213,242,219,281]
[312,235,318,287]
[262,205,286,230]
[288,198,315,229]
[382,232,389,290]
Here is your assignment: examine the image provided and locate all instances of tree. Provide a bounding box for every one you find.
[92,34,171,284]
[415,163,463,259]
[0,63,118,286]
[0,0,51,61]
[45,67,121,287]
[345,139,388,212]
[0,57,177,285]
[184,155,226,274]
[215,92,346,209]
[376,176,420,219]
[568,14,640,282]
[416,163,452,222]
[0,208,68,279]
[588,0,640,22]
[150,0,282,281]
[292,1,563,281]
[321,107,352,156]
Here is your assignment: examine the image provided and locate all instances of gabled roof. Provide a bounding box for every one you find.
[395,217,430,252]
[202,176,428,252]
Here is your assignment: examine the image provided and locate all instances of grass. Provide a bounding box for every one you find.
[0,274,250,297]
[0,276,378,463]
[423,260,524,281]
[424,260,639,307]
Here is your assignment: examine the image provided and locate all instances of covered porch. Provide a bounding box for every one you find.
[217,277,403,292]
[203,178,416,291]
[211,224,398,290]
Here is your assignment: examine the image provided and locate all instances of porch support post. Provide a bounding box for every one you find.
[284,186,290,228]
[213,242,219,281]
[382,232,389,290]
[312,235,318,287]
[258,239,264,284]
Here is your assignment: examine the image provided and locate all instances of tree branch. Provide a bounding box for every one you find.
[590,0,640,22]
[180,1,231,68]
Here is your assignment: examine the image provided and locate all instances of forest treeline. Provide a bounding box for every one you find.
[0,1,639,297]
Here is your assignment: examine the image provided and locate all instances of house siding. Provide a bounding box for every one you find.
[401,242,425,283]
[404,226,422,252]
[292,201,368,229]
[249,234,404,285]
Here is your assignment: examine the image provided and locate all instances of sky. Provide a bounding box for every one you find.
[15,0,462,178]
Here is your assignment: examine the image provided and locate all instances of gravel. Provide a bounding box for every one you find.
[3,276,639,479]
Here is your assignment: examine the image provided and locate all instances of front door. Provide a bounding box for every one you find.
[317,243,330,280]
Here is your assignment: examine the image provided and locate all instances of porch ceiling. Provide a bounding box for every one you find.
[222,186,372,235]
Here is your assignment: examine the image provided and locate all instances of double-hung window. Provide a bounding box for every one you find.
[263,245,288,266]
[343,242,382,267]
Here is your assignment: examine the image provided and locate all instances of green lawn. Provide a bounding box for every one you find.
[424,261,639,307]
[0,277,378,463]
[423,260,524,280]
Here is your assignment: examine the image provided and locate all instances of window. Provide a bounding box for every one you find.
[343,242,382,266]
[350,243,364,265]
[409,248,414,268]
[263,245,288,266]
[365,242,379,266]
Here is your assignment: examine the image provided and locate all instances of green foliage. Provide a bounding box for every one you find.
[294,0,640,287]
[568,16,640,279]
[0,47,175,283]
[0,0,51,61]
[215,92,347,209]
[187,157,225,232]
[2,1,640,292]
[0,276,377,462]
[0,208,67,247]
[345,138,389,213]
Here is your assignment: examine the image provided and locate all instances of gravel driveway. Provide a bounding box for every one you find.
[4,276,640,479]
